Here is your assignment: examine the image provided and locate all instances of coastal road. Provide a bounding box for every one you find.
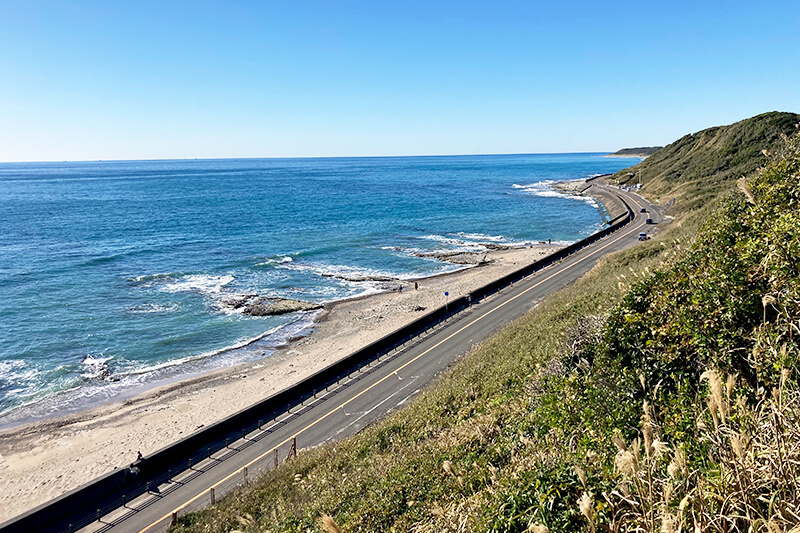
[78,185,658,533]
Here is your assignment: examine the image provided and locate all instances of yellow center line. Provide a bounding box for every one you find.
[138,191,646,532]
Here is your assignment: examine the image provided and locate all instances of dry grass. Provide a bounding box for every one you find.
[595,361,800,533]
[319,514,342,533]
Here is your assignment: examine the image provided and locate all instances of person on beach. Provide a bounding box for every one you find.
[129,463,140,481]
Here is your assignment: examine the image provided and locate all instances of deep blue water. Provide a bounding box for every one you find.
[0,153,636,425]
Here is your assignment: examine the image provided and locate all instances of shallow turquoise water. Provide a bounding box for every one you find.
[0,153,636,425]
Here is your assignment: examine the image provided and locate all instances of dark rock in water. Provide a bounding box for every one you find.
[414,250,494,265]
[219,294,259,309]
[482,243,512,251]
[244,298,322,316]
[81,355,113,380]
[320,272,397,282]
[219,294,322,316]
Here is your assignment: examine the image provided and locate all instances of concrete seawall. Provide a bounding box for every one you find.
[585,183,629,222]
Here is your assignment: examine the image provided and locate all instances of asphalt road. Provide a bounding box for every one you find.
[78,185,658,533]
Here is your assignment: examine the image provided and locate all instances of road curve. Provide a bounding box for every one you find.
[67,185,658,533]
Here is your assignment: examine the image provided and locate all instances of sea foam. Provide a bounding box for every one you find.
[160,274,235,294]
[512,181,600,208]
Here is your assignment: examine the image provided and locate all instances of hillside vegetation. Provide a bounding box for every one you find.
[614,111,799,218]
[172,114,800,533]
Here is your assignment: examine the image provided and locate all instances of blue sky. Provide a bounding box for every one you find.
[1,0,798,161]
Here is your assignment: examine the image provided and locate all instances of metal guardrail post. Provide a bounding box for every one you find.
[286,437,297,461]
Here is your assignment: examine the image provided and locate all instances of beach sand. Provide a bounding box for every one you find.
[0,243,561,522]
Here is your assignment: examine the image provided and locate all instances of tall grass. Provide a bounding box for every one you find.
[598,365,800,532]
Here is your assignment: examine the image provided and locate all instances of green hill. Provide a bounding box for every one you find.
[172,114,800,533]
[613,111,799,216]
[608,147,661,157]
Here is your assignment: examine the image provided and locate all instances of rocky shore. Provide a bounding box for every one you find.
[218,295,323,316]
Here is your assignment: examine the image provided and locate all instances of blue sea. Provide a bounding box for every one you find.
[0,153,637,427]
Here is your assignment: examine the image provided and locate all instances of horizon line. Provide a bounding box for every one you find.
[0,150,630,165]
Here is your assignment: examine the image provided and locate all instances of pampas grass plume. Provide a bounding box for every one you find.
[319,514,342,533]
[574,465,587,488]
[578,491,596,533]
[612,432,627,452]
[615,449,638,476]
[642,401,654,458]
[701,369,725,426]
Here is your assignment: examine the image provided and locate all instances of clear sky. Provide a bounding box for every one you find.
[1,0,798,162]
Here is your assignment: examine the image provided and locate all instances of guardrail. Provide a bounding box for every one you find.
[0,193,635,533]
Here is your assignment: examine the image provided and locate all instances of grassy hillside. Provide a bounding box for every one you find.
[172,115,800,533]
[613,111,799,216]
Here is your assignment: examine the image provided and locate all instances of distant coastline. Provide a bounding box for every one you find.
[605,146,661,158]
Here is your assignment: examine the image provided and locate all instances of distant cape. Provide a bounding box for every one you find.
[607,147,662,157]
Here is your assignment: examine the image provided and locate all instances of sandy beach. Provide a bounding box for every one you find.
[0,242,562,522]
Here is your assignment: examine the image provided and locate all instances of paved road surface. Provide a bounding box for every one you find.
[77,185,658,533]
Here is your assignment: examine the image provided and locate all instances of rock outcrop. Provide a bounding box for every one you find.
[413,250,494,265]
[219,294,323,316]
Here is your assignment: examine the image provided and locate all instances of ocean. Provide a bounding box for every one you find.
[0,153,637,427]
